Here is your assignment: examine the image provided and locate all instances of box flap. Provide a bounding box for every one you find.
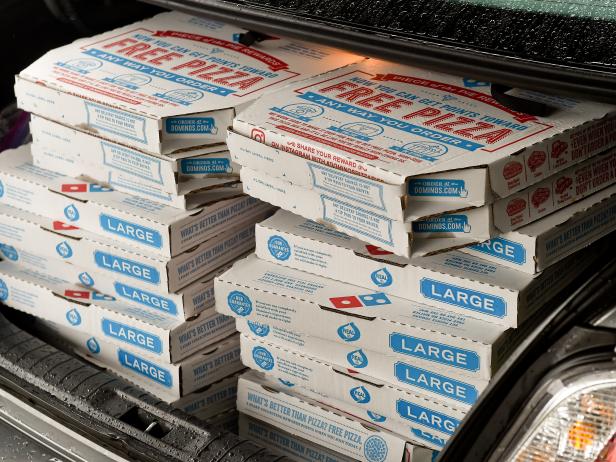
[19,11,362,119]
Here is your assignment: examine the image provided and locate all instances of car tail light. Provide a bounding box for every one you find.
[504,371,616,462]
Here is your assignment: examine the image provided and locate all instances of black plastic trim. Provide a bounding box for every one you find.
[142,0,616,103]
[0,310,286,462]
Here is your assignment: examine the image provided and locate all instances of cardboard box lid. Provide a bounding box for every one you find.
[238,370,436,462]
[218,253,506,344]
[464,183,616,273]
[0,144,267,257]
[18,11,362,119]
[0,145,217,224]
[0,261,236,362]
[260,209,541,293]
[253,209,601,327]
[234,59,616,186]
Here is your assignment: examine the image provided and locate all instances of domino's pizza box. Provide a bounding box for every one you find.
[238,413,359,462]
[241,332,476,414]
[31,146,241,211]
[237,370,437,462]
[233,59,616,213]
[229,128,492,217]
[231,131,616,235]
[0,144,271,257]
[216,254,514,378]
[31,318,242,402]
[0,240,242,320]
[252,213,595,327]
[0,261,237,363]
[236,320,477,435]
[0,201,263,293]
[172,371,241,420]
[463,184,616,274]
[240,167,491,257]
[15,11,362,156]
[244,372,450,452]
[30,115,242,208]
[492,148,616,232]
[234,308,515,386]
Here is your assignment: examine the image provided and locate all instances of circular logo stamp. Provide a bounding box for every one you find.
[63,204,80,222]
[66,308,82,326]
[227,291,252,316]
[79,272,94,287]
[0,279,8,301]
[364,435,388,462]
[0,244,19,261]
[370,268,393,288]
[86,337,100,354]
[252,346,275,371]
[268,235,291,261]
[247,320,270,337]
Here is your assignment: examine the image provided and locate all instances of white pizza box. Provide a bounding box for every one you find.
[15,11,362,155]
[0,261,236,363]
[0,144,271,257]
[233,59,616,212]
[237,370,437,462]
[216,254,514,377]
[0,240,241,320]
[228,128,492,218]
[240,166,491,257]
[238,413,359,462]
[463,183,616,274]
[236,320,472,437]
[0,201,263,293]
[252,212,593,327]
[234,309,512,387]
[230,130,616,234]
[172,371,241,419]
[493,148,616,232]
[32,318,242,402]
[245,372,450,452]
[241,332,473,418]
[30,115,242,208]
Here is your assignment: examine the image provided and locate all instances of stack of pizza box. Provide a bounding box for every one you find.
[215,58,616,458]
[0,10,362,424]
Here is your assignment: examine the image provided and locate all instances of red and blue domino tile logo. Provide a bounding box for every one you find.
[329,292,391,309]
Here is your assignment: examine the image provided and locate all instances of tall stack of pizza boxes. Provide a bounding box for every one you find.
[215,58,616,459]
[0,11,363,423]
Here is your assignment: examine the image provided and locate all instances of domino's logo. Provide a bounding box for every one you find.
[66,308,82,326]
[0,279,8,301]
[349,385,371,404]
[0,244,18,261]
[370,268,393,288]
[347,349,368,369]
[252,346,275,371]
[367,411,386,423]
[247,320,270,337]
[227,291,252,316]
[86,337,100,354]
[329,293,391,309]
[364,435,388,462]
[63,204,80,222]
[56,241,73,259]
[267,235,291,261]
[337,322,361,342]
[79,272,94,287]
